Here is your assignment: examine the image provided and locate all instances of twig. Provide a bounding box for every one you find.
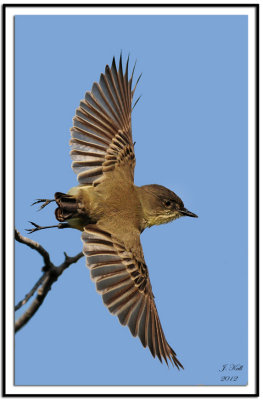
[15,229,51,266]
[15,274,46,311]
[15,229,84,333]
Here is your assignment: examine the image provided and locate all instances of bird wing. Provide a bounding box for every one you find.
[81,224,183,369]
[70,55,140,186]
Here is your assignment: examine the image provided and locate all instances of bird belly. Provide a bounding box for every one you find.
[92,177,143,234]
[67,216,88,231]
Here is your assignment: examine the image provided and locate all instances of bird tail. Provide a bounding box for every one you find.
[54,192,79,222]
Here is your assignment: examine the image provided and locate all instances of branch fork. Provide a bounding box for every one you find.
[15,229,84,333]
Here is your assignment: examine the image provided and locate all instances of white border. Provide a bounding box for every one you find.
[5,3,257,396]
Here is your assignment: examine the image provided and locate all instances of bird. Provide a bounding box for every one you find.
[28,55,198,369]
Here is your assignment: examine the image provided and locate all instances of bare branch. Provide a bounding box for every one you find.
[15,273,46,311]
[15,228,51,266]
[15,229,84,333]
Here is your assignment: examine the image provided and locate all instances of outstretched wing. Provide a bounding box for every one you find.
[70,55,140,186]
[82,225,183,369]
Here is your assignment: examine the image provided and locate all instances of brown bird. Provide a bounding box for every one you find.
[29,55,198,369]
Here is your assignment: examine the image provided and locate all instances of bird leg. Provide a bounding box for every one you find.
[31,198,56,211]
[26,221,70,234]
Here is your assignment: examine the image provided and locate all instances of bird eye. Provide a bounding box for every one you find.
[165,200,171,207]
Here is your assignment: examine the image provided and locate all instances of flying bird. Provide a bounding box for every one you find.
[29,55,198,369]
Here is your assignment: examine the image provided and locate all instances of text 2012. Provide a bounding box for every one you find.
[220,376,238,382]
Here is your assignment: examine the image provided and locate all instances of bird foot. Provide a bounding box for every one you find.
[26,221,70,234]
[31,199,55,211]
[25,221,45,234]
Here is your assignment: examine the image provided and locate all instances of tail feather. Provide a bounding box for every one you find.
[54,192,79,222]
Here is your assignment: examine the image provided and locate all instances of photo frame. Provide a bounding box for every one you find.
[3,2,259,396]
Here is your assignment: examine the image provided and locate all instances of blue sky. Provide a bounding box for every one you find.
[15,14,248,386]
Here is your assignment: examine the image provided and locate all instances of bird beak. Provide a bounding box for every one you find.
[180,208,198,218]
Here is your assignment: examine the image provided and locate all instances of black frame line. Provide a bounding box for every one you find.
[2,2,259,397]
[1,3,261,6]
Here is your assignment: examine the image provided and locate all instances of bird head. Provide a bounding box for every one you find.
[139,184,198,228]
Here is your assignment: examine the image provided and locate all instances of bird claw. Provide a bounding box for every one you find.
[25,221,42,234]
[31,199,55,211]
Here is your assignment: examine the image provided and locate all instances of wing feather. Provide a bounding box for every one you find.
[81,225,183,369]
[70,55,137,186]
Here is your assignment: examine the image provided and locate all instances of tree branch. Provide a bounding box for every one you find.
[15,229,84,333]
[15,229,51,265]
[15,273,46,311]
